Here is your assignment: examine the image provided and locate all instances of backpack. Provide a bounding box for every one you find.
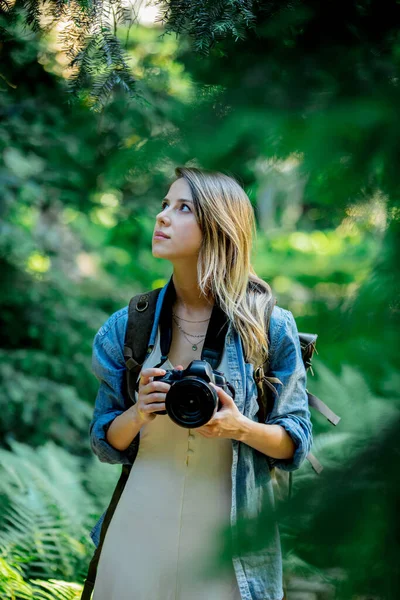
[80,288,341,599]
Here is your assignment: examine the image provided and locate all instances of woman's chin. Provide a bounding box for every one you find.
[152,248,171,259]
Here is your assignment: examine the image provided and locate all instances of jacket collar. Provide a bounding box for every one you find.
[149,276,232,369]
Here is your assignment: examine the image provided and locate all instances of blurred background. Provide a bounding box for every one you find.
[0,0,399,598]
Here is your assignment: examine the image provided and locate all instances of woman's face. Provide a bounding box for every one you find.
[152,177,202,261]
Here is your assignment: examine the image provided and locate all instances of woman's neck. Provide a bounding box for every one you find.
[172,271,214,317]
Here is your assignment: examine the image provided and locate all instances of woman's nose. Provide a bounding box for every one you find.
[156,212,170,226]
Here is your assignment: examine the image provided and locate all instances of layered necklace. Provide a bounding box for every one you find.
[172,311,211,351]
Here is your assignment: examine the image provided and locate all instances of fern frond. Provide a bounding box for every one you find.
[0,0,14,13]
[31,578,83,599]
[0,556,34,599]
[0,442,99,582]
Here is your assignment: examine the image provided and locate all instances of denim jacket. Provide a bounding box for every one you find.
[88,282,313,600]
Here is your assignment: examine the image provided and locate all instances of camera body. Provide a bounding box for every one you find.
[152,359,235,428]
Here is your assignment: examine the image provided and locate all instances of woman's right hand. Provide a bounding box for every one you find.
[134,366,183,424]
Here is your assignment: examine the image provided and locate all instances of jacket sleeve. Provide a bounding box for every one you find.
[89,309,138,465]
[265,309,313,472]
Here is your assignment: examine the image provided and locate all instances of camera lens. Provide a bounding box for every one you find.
[166,378,218,428]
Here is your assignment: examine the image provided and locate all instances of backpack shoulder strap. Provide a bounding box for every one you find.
[123,288,162,408]
[254,296,278,424]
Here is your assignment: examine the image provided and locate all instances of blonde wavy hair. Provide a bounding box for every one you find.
[174,166,275,368]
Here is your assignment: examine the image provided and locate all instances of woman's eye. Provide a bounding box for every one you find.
[160,202,190,212]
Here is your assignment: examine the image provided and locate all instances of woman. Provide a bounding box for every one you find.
[88,167,313,600]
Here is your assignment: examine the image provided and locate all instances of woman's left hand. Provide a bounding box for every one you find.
[196,383,245,441]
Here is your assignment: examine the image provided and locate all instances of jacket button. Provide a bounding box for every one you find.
[188,433,195,440]
[187,448,194,455]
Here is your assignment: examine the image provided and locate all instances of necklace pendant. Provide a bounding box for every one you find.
[192,344,198,351]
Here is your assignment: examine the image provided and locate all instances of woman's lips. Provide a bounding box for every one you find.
[153,234,170,240]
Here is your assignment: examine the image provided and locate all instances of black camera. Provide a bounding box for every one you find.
[152,359,235,428]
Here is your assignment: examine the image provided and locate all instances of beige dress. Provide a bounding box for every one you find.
[92,327,242,600]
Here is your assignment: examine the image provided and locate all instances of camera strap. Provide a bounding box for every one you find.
[201,303,230,370]
[157,276,230,370]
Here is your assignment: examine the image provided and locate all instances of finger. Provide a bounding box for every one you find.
[143,381,170,395]
[198,429,210,437]
[142,393,167,404]
[148,402,166,412]
[139,367,166,387]
[140,367,167,380]
[197,425,210,434]
[210,383,232,401]
[173,364,184,371]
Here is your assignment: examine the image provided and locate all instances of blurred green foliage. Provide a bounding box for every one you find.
[1,1,399,598]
